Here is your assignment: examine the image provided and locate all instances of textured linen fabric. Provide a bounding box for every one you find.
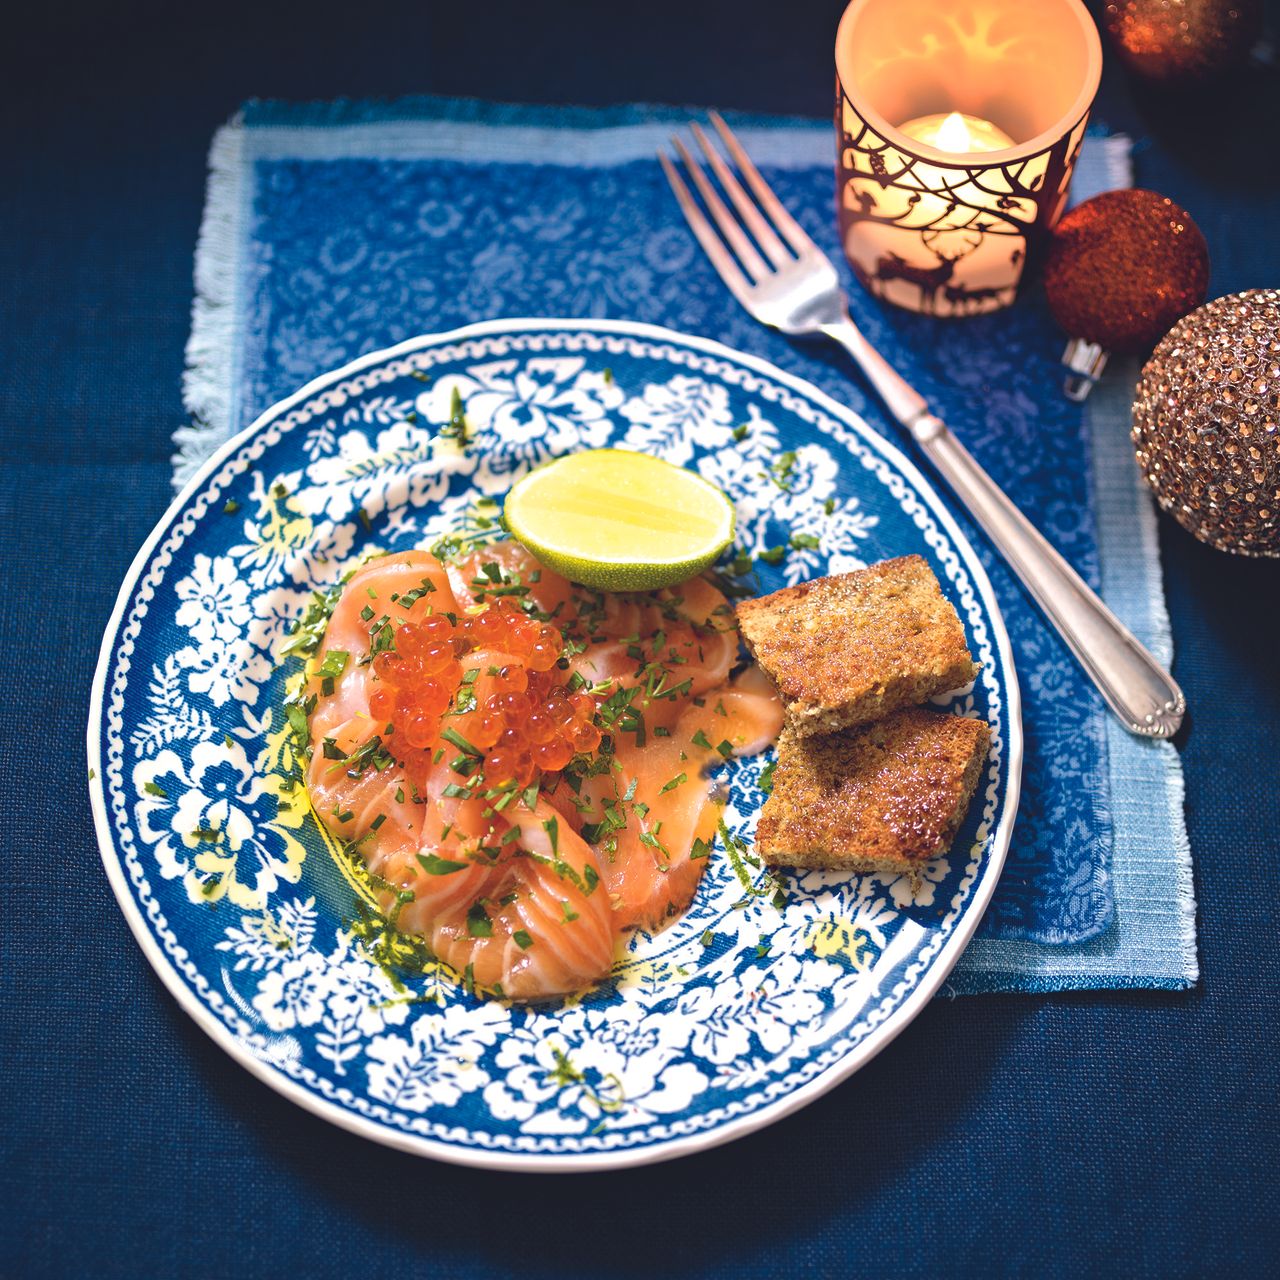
[2,1,1278,1275]
[173,96,1177,974]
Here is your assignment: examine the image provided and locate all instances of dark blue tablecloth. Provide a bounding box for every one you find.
[3,2,1278,1274]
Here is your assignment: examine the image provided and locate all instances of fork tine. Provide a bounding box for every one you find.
[670,136,770,283]
[658,151,756,310]
[708,110,816,256]
[690,122,791,268]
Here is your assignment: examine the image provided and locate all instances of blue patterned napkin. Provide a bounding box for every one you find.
[177,96,1195,991]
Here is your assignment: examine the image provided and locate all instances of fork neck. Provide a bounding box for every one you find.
[819,315,930,431]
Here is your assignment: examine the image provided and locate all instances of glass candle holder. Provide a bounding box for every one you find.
[835,0,1102,316]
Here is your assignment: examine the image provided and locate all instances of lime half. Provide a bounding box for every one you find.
[503,449,736,591]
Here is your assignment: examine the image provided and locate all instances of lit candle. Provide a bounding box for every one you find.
[835,0,1102,317]
[897,111,1016,155]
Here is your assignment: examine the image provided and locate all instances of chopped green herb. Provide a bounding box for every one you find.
[367,619,396,661]
[440,385,472,445]
[281,576,351,660]
[759,451,797,495]
[513,929,534,950]
[659,772,688,793]
[416,851,470,875]
[143,780,168,799]
[441,726,481,756]
[315,649,349,682]
[466,901,493,938]
[222,498,240,515]
[759,759,777,794]
[396,579,437,609]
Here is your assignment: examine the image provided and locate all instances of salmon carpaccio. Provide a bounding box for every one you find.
[302,542,782,1001]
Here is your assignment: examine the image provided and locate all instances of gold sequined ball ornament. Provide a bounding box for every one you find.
[1104,0,1262,84]
[1132,289,1280,557]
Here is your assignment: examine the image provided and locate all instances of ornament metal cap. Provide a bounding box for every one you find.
[1061,337,1109,401]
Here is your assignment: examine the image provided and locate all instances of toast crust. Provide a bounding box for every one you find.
[756,709,990,873]
[734,556,976,736]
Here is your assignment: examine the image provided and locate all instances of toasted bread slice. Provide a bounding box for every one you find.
[755,709,990,874]
[735,556,976,736]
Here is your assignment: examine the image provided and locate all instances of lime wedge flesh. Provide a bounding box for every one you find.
[504,449,736,591]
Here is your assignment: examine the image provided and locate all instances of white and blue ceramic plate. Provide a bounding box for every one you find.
[88,320,1021,1171]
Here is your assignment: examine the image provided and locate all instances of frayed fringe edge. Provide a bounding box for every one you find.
[174,115,245,491]
[1099,132,1134,192]
[1122,360,1200,987]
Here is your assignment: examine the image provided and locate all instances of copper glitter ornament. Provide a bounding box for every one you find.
[1045,189,1209,399]
[1103,0,1262,85]
[1132,289,1280,557]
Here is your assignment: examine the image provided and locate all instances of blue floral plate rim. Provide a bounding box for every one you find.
[88,318,1022,1171]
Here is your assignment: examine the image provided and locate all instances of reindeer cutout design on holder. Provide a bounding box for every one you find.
[870,225,976,313]
[868,224,1004,315]
[943,281,1014,314]
[836,92,1090,318]
[873,251,960,313]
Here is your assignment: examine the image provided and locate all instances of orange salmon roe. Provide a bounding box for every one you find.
[371,601,600,787]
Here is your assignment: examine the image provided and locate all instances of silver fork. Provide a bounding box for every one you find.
[661,113,1185,740]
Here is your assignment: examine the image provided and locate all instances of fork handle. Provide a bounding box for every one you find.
[820,319,1185,739]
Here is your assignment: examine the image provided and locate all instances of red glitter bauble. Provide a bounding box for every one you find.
[1103,0,1262,84]
[1044,190,1210,354]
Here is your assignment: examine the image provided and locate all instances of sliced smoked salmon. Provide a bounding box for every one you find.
[298,538,781,999]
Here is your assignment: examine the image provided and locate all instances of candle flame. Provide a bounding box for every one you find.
[898,110,1016,155]
[936,111,973,153]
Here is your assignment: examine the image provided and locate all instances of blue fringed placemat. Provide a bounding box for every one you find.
[177,96,1196,991]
